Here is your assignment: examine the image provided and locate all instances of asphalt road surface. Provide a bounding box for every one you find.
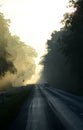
[9,85,83,130]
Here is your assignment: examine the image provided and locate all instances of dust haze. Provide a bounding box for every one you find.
[0,12,37,90]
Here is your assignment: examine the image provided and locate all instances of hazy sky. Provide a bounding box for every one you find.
[0,0,69,57]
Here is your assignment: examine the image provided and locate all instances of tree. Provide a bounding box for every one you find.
[60,0,83,90]
[0,13,16,77]
[0,12,37,88]
[40,30,74,91]
[8,35,37,86]
[40,0,83,94]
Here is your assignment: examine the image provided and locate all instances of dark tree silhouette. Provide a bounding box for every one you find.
[60,0,83,90]
[40,0,83,94]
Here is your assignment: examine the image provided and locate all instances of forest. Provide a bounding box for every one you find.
[40,0,83,94]
[0,12,37,90]
[0,0,83,95]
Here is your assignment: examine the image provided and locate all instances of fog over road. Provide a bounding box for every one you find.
[9,85,83,130]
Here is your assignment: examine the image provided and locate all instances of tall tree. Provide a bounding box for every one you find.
[8,35,37,86]
[60,0,83,89]
[40,0,83,94]
[0,12,37,88]
[0,13,16,76]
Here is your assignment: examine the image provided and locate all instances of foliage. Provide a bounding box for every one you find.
[0,13,16,76]
[0,12,37,87]
[60,0,83,88]
[7,35,37,86]
[40,0,83,94]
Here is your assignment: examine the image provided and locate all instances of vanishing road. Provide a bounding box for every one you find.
[9,84,83,130]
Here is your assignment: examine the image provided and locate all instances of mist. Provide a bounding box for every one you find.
[40,30,78,91]
[7,35,37,86]
[0,12,37,89]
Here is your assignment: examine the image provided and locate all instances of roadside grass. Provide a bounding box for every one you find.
[0,85,34,130]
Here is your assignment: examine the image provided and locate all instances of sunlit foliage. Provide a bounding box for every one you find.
[7,35,37,86]
[0,13,16,76]
[0,12,37,88]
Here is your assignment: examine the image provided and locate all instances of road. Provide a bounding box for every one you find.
[9,84,83,130]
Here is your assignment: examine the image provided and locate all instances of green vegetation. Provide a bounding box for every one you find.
[0,85,34,130]
[0,13,16,77]
[0,12,37,89]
